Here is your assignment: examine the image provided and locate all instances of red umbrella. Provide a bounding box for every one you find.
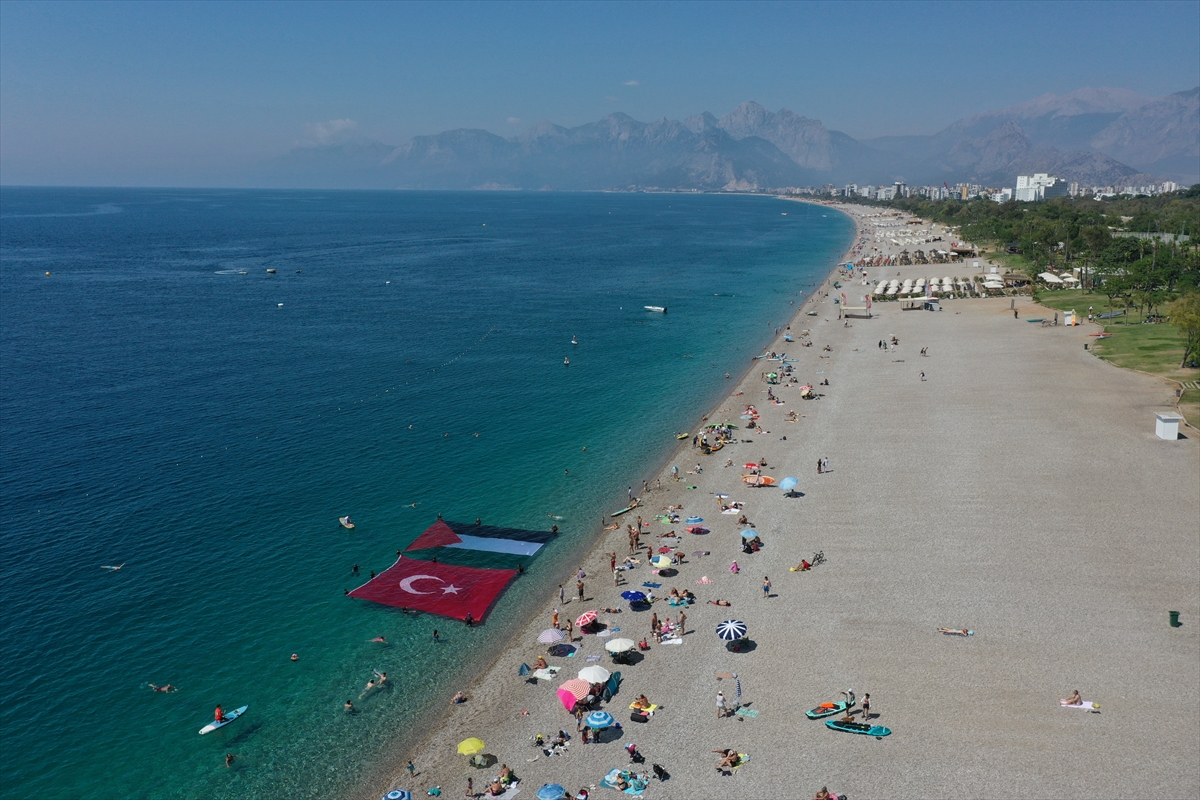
[575,610,598,628]
[658,546,672,553]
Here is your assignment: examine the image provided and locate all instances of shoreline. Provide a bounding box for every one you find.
[367,201,1197,799]
[361,202,863,797]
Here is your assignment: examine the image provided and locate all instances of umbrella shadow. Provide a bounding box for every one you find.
[611,650,645,666]
[783,491,806,498]
[725,639,757,653]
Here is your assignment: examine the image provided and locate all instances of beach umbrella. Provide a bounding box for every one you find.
[384,791,413,800]
[586,710,615,730]
[556,679,591,711]
[518,663,532,677]
[685,516,704,524]
[537,785,567,800]
[538,629,566,644]
[621,590,647,602]
[605,638,636,653]
[457,738,486,756]
[578,665,611,683]
[739,529,757,539]
[779,477,799,492]
[658,546,672,553]
[716,620,748,641]
[650,555,672,569]
[575,610,598,628]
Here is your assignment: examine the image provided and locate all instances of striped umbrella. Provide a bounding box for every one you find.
[537,629,566,644]
[715,619,748,640]
[556,679,590,711]
[586,710,615,729]
[575,610,598,628]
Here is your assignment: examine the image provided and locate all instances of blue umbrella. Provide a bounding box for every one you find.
[685,516,704,524]
[779,477,799,492]
[621,590,647,603]
[739,529,757,539]
[383,792,413,800]
[537,785,567,800]
[586,710,615,729]
[716,619,748,640]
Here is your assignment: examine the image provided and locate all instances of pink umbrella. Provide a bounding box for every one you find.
[658,546,672,553]
[575,610,598,628]
[557,679,591,711]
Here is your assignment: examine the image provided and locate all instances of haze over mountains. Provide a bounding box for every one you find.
[267,86,1199,191]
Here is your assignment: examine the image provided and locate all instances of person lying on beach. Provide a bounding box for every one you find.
[603,523,619,531]
[791,560,812,572]
[535,656,549,669]
[663,504,682,511]
[714,750,740,770]
[669,587,681,599]
[601,607,623,614]
[632,694,652,710]
[938,628,972,636]
[488,780,504,796]
[737,515,750,525]
[498,765,514,784]
[451,691,467,705]
[708,599,732,606]
[1061,690,1083,706]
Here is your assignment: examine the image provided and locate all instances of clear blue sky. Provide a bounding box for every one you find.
[2,0,1197,186]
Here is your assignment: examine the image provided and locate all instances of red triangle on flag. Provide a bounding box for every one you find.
[349,557,517,622]
[405,520,463,552]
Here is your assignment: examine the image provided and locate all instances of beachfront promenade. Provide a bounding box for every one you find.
[373,207,1199,800]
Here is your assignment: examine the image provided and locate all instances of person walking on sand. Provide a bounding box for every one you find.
[762,576,771,598]
[861,693,871,720]
[559,584,566,605]
[552,609,560,629]
[920,371,926,381]
[577,579,585,601]
[717,691,728,719]
[565,617,574,641]
[817,458,822,475]
[465,777,473,798]
[677,610,687,635]
[822,457,829,473]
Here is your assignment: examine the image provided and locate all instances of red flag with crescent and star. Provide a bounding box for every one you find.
[348,556,517,622]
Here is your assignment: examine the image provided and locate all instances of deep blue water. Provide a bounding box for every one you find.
[0,188,851,799]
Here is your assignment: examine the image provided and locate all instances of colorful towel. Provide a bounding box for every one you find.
[734,707,758,718]
[641,582,661,589]
[628,703,659,712]
[599,769,647,795]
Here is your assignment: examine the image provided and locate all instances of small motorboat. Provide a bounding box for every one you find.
[339,516,355,529]
[266,268,277,274]
[644,306,667,313]
[825,717,891,737]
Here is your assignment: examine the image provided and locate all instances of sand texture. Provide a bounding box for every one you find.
[370,206,1199,800]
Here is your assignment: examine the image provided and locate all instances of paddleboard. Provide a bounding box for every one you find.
[676,433,689,440]
[199,705,247,735]
[805,700,854,720]
[825,717,890,737]
[611,504,638,517]
[339,516,355,529]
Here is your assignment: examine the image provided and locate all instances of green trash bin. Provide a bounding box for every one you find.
[1169,611,1181,627]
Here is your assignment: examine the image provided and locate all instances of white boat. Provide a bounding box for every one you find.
[644,306,667,313]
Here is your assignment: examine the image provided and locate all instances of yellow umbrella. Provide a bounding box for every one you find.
[457,737,486,755]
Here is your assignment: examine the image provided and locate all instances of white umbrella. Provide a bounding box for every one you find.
[578,665,611,683]
[605,638,636,653]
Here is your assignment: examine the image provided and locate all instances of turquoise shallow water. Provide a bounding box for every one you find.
[0,188,851,799]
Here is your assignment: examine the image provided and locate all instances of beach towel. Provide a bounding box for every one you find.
[732,754,750,773]
[628,703,659,712]
[599,769,647,795]
[721,508,740,514]
[532,667,560,682]
[734,707,758,718]
[1060,701,1099,710]
[641,582,661,589]
[491,783,521,800]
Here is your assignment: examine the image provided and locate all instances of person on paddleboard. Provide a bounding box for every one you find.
[214,705,226,723]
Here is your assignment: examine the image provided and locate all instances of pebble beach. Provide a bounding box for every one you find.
[370,202,1200,800]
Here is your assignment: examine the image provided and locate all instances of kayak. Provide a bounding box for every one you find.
[199,705,247,735]
[805,700,854,720]
[825,717,891,737]
[676,433,689,440]
[339,516,355,529]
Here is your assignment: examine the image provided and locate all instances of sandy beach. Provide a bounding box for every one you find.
[368,203,1199,800]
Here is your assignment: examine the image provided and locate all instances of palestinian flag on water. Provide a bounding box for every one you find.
[405,519,554,558]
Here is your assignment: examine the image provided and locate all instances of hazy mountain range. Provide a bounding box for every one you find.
[265,86,1199,191]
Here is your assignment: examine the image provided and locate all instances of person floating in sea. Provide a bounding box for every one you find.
[225,753,236,768]
[148,683,177,693]
[371,635,387,644]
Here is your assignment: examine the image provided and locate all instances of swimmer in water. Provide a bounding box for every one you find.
[148,683,177,692]
[290,653,299,661]
[101,563,125,571]
[359,679,376,698]
[371,636,387,643]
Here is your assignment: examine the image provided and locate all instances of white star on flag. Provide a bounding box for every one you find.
[441,584,461,594]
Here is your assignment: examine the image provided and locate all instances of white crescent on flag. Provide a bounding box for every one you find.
[398,575,442,595]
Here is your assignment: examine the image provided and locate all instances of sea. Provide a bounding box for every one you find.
[0,187,851,800]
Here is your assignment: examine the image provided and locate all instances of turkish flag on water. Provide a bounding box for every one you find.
[349,556,517,622]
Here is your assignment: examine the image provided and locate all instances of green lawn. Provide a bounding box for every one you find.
[1032,288,1199,427]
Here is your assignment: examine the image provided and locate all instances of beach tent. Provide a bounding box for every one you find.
[1038,272,1064,284]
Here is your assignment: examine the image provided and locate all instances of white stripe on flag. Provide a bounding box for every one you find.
[444,534,545,557]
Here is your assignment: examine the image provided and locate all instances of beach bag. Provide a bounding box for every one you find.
[630,711,649,723]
